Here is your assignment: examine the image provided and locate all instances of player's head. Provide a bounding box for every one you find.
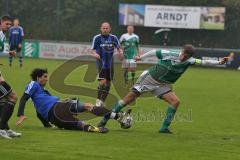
[180,44,195,62]
[0,15,12,32]
[31,68,48,86]
[127,25,134,34]
[13,18,19,26]
[101,22,111,35]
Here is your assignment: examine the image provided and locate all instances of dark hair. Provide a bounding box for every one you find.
[183,44,195,57]
[1,15,12,22]
[30,68,48,81]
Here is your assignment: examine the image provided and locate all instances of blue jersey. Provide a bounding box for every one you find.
[24,81,59,120]
[9,26,24,46]
[91,34,120,69]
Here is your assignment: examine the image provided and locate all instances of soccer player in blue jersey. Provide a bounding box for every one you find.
[98,44,232,133]
[16,68,129,133]
[0,15,20,139]
[91,22,123,107]
[9,18,24,67]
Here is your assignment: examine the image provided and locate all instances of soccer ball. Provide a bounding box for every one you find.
[120,113,133,129]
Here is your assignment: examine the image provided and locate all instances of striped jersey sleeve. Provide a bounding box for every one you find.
[24,81,38,96]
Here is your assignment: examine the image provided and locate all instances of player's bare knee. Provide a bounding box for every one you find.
[171,98,180,108]
[123,91,139,104]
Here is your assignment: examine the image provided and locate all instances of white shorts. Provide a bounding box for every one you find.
[122,59,137,69]
[132,71,172,98]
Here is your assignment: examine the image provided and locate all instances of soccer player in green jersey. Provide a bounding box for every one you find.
[98,44,231,133]
[0,15,20,139]
[120,25,141,85]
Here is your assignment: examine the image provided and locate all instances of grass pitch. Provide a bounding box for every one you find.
[0,57,240,160]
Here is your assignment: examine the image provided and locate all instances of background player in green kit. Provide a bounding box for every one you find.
[98,44,231,133]
[120,25,141,85]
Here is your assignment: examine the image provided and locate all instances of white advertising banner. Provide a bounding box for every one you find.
[144,5,201,29]
[39,42,92,60]
[39,41,165,63]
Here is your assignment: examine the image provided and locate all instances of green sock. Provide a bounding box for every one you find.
[160,106,177,131]
[112,100,126,113]
[131,72,135,83]
[124,70,128,84]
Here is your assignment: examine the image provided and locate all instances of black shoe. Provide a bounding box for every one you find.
[159,128,173,134]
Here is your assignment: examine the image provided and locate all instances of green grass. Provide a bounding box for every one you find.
[1,57,240,160]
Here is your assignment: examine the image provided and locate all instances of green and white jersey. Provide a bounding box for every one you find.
[148,49,195,84]
[0,30,9,54]
[120,33,139,59]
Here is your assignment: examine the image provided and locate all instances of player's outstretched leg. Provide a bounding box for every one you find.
[98,91,139,127]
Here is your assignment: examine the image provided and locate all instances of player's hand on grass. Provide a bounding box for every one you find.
[16,115,27,126]
[9,51,16,57]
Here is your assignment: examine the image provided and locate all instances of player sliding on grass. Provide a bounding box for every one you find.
[98,44,232,133]
[16,68,129,133]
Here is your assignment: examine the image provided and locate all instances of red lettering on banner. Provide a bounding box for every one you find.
[59,45,65,53]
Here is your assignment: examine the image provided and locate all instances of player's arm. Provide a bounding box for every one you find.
[90,35,101,60]
[119,35,126,53]
[19,27,24,48]
[193,54,233,66]
[16,93,30,126]
[135,49,158,61]
[0,42,16,56]
[136,35,142,56]
[16,93,52,127]
[117,47,124,60]
[114,35,124,60]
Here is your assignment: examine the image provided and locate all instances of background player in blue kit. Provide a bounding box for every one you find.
[91,22,123,107]
[9,18,24,67]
